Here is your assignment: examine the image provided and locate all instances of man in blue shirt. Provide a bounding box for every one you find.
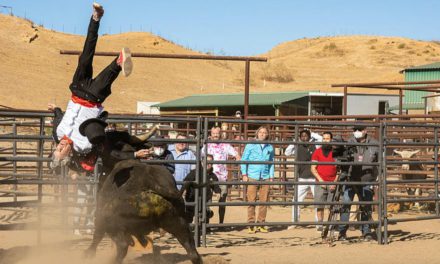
[170,134,196,189]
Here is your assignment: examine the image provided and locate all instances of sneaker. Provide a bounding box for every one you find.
[257,226,269,233]
[338,233,347,241]
[363,233,373,242]
[73,229,81,236]
[287,225,298,230]
[316,225,323,232]
[247,227,256,234]
[117,47,133,77]
[85,228,93,235]
[92,2,104,21]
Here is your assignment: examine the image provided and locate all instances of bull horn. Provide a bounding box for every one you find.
[393,150,403,156]
[410,149,420,155]
[130,125,159,144]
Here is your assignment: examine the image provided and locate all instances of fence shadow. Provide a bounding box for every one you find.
[388,229,440,242]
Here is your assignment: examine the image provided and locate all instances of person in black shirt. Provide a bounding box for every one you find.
[183,154,221,224]
[286,130,321,228]
[338,125,379,242]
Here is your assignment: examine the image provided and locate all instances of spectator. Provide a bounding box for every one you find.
[338,125,379,241]
[285,130,321,228]
[311,131,338,232]
[241,126,274,234]
[285,131,322,156]
[170,133,196,189]
[184,154,221,224]
[147,135,175,174]
[203,126,241,225]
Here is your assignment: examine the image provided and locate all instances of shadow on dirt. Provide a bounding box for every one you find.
[388,229,440,242]
[0,246,31,264]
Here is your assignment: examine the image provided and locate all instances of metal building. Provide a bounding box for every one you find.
[399,62,440,111]
[153,91,399,117]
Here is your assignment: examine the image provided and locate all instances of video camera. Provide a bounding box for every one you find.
[331,138,357,181]
[333,145,356,162]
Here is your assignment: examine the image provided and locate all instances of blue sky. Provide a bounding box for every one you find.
[2,0,439,55]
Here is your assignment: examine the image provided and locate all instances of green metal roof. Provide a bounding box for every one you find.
[153,92,311,108]
[403,69,440,105]
[402,62,440,72]
[388,102,425,111]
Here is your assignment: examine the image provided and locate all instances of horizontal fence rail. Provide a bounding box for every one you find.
[0,110,439,246]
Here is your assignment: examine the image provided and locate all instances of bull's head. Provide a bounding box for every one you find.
[394,149,420,170]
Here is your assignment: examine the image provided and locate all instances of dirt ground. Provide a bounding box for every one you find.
[1,205,439,264]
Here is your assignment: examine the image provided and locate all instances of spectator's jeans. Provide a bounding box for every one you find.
[247,178,270,223]
[339,184,374,235]
[292,178,316,221]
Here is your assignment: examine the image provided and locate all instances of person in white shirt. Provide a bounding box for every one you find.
[49,2,133,168]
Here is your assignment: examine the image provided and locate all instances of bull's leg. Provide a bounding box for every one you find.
[112,232,132,264]
[133,233,148,247]
[84,217,106,258]
[162,216,202,264]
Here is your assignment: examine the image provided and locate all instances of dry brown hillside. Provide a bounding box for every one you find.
[1,14,440,113]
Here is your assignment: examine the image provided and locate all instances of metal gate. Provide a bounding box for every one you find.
[1,109,439,246]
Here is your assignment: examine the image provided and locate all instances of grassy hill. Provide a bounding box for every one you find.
[1,14,439,113]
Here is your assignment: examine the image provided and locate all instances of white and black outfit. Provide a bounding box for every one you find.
[285,133,321,221]
[290,143,316,221]
[53,16,123,155]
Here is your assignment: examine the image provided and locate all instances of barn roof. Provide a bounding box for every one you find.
[401,62,440,72]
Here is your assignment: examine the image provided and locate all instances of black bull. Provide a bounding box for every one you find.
[84,159,202,264]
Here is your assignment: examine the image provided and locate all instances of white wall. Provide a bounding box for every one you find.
[347,94,399,115]
[136,102,160,115]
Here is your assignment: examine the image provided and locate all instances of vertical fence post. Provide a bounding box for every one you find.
[434,127,439,217]
[193,117,202,247]
[12,122,17,203]
[383,122,389,244]
[201,117,208,247]
[61,164,68,229]
[292,124,299,224]
[127,122,132,134]
[37,117,45,244]
[282,124,288,202]
[92,157,102,232]
[377,122,384,244]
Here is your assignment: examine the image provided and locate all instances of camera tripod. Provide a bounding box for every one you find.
[321,172,376,245]
[321,171,348,245]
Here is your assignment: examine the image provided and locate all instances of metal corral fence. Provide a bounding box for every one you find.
[0,109,439,246]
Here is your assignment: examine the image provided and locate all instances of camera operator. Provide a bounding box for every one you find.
[311,131,338,232]
[338,125,379,241]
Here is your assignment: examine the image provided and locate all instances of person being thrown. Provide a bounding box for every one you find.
[48,2,133,171]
